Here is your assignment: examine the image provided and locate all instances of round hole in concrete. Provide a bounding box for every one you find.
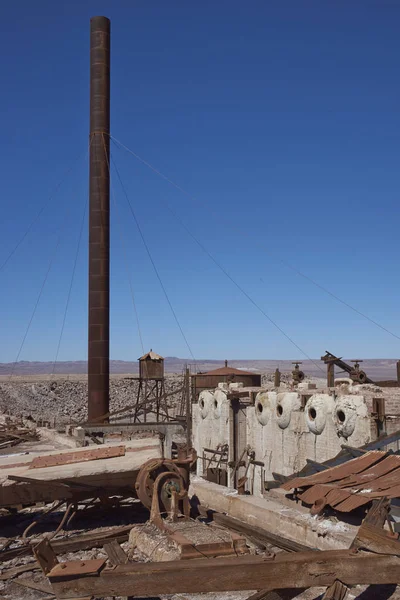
[337,409,346,423]
[276,404,283,417]
[214,399,218,409]
[257,402,263,413]
[308,407,317,421]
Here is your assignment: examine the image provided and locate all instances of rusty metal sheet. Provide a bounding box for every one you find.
[333,494,374,512]
[282,451,385,491]
[339,455,400,489]
[325,487,353,507]
[283,451,400,513]
[29,446,125,469]
[297,484,332,504]
[48,558,106,580]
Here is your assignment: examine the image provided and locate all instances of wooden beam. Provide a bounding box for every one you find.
[0,524,133,563]
[246,590,305,600]
[47,551,400,598]
[322,580,348,600]
[208,510,315,553]
[103,539,129,565]
[13,577,54,596]
[352,522,400,556]
[0,561,40,581]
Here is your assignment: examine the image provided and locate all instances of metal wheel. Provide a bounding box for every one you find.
[135,458,182,510]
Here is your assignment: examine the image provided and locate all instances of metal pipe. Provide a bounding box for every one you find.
[88,16,111,421]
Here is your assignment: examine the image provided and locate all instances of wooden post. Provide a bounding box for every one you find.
[327,362,335,388]
[185,367,191,448]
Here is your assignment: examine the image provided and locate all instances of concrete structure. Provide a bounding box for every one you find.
[192,380,400,497]
[69,421,185,458]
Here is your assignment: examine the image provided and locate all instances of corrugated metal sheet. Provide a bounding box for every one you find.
[282,451,400,513]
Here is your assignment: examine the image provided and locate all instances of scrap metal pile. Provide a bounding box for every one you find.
[0,442,398,599]
[0,419,39,450]
[0,417,399,599]
[30,498,400,599]
[282,450,400,515]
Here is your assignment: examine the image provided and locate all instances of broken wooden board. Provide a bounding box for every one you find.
[44,550,400,598]
[0,439,162,508]
[29,446,125,469]
[0,524,134,562]
[13,576,54,596]
[0,561,40,581]
[103,539,129,565]
[204,509,315,553]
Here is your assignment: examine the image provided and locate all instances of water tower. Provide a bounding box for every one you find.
[134,350,167,422]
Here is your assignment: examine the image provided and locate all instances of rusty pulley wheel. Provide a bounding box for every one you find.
[154,471,184,515]
[135,458,182,510]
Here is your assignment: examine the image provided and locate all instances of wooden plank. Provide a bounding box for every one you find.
[0,524,133,563]
[47,551,400,598]
[14,577,55,596]
[103,539,129,565]
[352,522,400,556]
[322,580,348,600]
[0,561,39,581]
[29,446,125,469]
[246,590,305,600]
[209,511,316,553]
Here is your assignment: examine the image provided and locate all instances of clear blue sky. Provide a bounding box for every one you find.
[1,1,399,363]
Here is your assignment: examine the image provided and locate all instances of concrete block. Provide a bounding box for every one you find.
[298,383,317,390]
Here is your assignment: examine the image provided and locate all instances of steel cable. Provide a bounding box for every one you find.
[110,137,322,372]
[109,146,196,363]
[50,192,88,376]
[111,134,400,344]
[0,151,88,273]
[100,134,146,360]
[9,182,86,380]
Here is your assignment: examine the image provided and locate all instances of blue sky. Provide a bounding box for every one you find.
[1,1,399,363]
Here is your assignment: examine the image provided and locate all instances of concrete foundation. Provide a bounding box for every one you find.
[192,382,400,496]
[190,476,355,551]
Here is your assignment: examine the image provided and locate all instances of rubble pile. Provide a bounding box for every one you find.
[0,374,184,425]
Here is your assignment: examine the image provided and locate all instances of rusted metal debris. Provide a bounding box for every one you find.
[321,351,373,384]
[0,420,38,449]
[282,450,400,513]
[291,362,305,384]
[29,445,125,469]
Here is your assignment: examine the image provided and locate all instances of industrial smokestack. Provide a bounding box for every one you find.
[88,16,110,421]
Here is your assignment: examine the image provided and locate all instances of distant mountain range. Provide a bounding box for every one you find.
[0,358,398,380]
